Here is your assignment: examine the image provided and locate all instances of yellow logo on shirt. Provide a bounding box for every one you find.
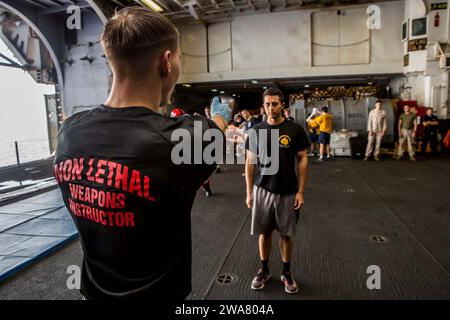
[279,135,291,148]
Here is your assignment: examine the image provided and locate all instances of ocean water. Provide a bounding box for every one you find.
[0,135,51,168]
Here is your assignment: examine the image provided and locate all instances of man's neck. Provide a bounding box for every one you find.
[267,116,284,126]
[104,77,162,113]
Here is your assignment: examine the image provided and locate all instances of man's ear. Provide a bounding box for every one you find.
[160,50,172,77]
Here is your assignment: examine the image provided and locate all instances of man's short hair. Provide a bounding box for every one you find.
[262,87,284,103]
[427,107,434,112]
[101,6,179,69]
[321,106,329,113]
[376,100,383,104]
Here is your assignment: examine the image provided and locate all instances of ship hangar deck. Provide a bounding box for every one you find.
[0,157,449,300]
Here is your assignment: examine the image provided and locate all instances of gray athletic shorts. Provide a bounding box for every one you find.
[251,186,300,237]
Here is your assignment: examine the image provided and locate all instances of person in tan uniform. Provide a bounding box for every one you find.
[364,100,387,161]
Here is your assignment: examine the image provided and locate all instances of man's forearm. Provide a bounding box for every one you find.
[297,154,308,193]
[212,114,228,132]
[245,155,255,194]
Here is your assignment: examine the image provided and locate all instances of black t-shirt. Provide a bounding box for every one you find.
[245,119,309,195]
[53,105,222,300]
[423,115,439,135]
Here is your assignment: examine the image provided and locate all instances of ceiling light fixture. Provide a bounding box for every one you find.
[141,0,164,12]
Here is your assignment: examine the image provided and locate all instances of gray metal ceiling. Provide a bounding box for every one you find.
[18,0,399,23]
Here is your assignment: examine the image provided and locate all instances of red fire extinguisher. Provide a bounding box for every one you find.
[435,12,440,27]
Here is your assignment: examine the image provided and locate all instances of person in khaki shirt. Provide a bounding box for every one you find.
[395,105,418,161]
[364,100,387,161]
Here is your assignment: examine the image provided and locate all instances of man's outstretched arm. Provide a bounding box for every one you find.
[295,150,308,210]
[210,97,235,132]
[245,150,256,209]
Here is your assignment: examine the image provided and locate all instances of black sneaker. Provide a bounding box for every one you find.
[251,269,271,290]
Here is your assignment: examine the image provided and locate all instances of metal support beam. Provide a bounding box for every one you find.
[174,0,201,20]
[22,0,48,8]
[210,0,220,9]
[0,0,65,110]
[0,52,23,69]
[40,3,91,14]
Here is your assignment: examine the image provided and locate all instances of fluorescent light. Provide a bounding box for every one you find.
[304,85,310,88]
[232,94,236,97]
[182,83,191,88]
[262,86,267,90]
[141,0,164,12]
[220,91,225,94]
[211,89,218,92]
[251,80,258,84]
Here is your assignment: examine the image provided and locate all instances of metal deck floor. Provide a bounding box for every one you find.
[0,189,77,282]
[0,157,449,300]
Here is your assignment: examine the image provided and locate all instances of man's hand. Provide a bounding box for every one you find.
[211,96,232,123]
[369,131,374,136]
[412,131,416,138]
[379,130,386,137]
[246,192,253,209]
[294,192,304,210]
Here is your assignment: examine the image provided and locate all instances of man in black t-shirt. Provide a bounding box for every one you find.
[421,107,440,156]
[53,7,231,300]
[245,88,309,295]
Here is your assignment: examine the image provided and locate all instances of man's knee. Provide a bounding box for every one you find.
[260,232,272,240]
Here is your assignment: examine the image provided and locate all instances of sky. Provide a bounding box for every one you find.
[0,39,55,142]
